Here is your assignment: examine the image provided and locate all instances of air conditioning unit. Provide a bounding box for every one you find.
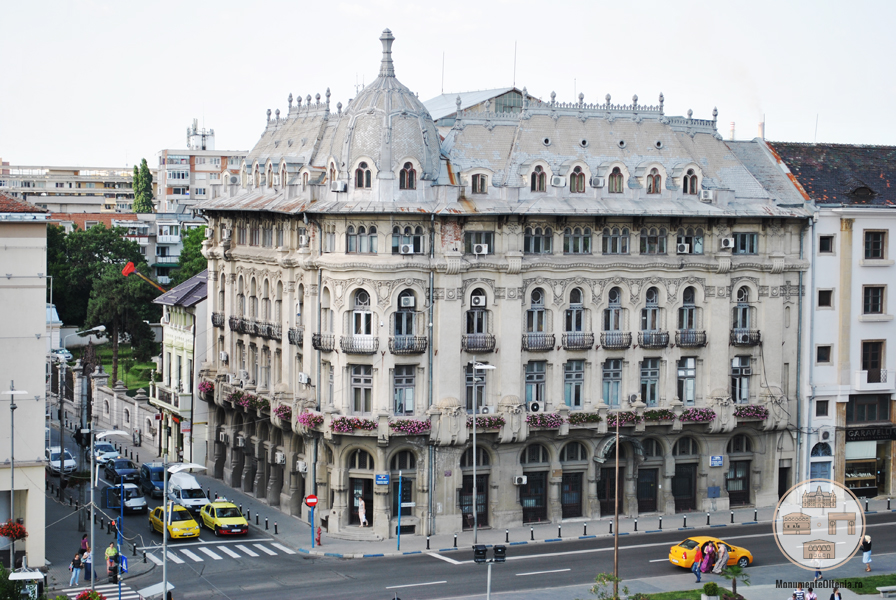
[821,430,831,441]
[219,351,229,363]
[238,370,250,380]
[551,176,566,187]
[218,431,229,444]
[473,244,489,255]
[297,372,310,385]
[528,401,542,412]
[479,406,497,415]
[222,228,232,240]
[699,190,714,202]
[229,175,239,185]
[205,227,214,239]
[330,181,347,192]
[235,436,245,448]
[677,243,690,254]
[721,238,735,249]
[591,176,606,188]
[741,367,753,376]
[298,235,308,246]
[513,476,527,486]
[296,460,308,473]
[399,296,415,308]
[399,244,414,255]
[471,295,487,307]
[274,451,286,465]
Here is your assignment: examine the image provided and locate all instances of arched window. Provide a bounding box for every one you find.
[679,286,697,330]
[559,442,586,462]
[461,446,490,468]
[262,280,271,321]
[527,289,546,333]
[348,449,374,470]
[602,227,629,255]
[683,169,698,195]
[266,164,273,187]
[104,400,110,415]
[727,434,753,454]
[530,166,546,192]
[355,162,371,189]
[673,437,698,456]
[676,227,704,255]
[734,287,751,329]
[249,279,258,318]
[472,174,488,194]
[641,287,660,331]
[347,226,358,253]
[467,288,488,334]
[302,172,309,190]
[391,225,424,254]
[570,166,586,193]
[395,290,416,337]
[124,408,130,424]
[353,290,373,336]
[604,287,623,333]
[390,450,416,471]
[608,167,624,194]
[524,227,552,254]
[329,164,336,185]
[279,164,287,187]
[643,438,661,458]
[811,442,833,457]
[399,162,416,190]
[564,227,592,254]
[639,227,667,254]
[565,288,584,333]
[646,168,661,194]
[521,444,549,465]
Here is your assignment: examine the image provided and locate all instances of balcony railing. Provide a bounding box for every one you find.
[462,333,496,353]
[288,327,304,346]
[228,316,241,331]
[340,336,379,354]
[854,369,895,392]
[389,336,428,354]
[675,330,707,348]
[600,331,632,350]
[268,323,282,341]
[312,333,335,352]
[730,329,761,346]
[522,333,555,352]
[155,387,179,408]
[212,312,225,328]
[638,330,669,349]
[562,332,594,350]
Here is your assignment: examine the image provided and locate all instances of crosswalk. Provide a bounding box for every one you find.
[63,582,140,600]
[143,540,296,565]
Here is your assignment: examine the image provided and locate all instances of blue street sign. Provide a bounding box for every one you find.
[375,474,390,485]
[120,555,128,573]
[710,455,724,467]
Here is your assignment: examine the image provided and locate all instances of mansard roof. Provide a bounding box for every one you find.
[153,269,208,308]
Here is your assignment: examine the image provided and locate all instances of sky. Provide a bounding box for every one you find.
[2,0,894,167]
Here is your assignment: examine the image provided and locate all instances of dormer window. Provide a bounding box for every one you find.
[530,166,546,192]
[646,168,661,194]
[683,169,698,195]
[356,162,371,189]
[329,165,336,183]
[400,162,416,190]
[302,172,309,190]
[570,166,585,193]
[471,174,488,194]
[608,167,624,194]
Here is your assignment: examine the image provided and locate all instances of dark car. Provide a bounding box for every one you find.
[104,458,139,484]
[140,462,165,498]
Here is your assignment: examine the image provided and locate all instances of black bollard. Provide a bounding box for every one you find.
[240,504,243,515]
[706,513,710,526]
[247,509,251,522]
[132,544,136,557]
[274,521,278,534]
[136,453,139,463]
[256,514,259,526]
[94,512,97,524]
[584,524,587,536]
[505,529,509,543]
[426,536,430,550]
[265,517,269,530]
[453,533,457,548]
[889,498,892,510]
[683,515,687,528]
[754,509,758,522]
[731,511,734,524]
[609,521,613,534]
[659,516,662,530]
[530,526,534,540]
[143,552,147,564]
[208,488,212,499]
[634,519,638,532]
[558,525,561,538]
[865,499,869,512]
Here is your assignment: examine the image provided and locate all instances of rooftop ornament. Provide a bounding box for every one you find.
[379,28,395,77]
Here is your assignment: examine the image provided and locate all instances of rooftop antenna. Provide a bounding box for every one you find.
[513,41,517,87]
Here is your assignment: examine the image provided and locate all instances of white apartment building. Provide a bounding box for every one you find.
[0,164,135,213]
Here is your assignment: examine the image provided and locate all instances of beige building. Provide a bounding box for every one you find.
[195,30,809,539]
[0,193,49,567]
[0,164,135,213]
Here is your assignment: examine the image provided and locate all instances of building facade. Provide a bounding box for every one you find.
[195,30,809,539]
[0,164,136,213]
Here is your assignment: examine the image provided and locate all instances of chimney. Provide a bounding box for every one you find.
[729,122,736,141]
[758,121,765,140]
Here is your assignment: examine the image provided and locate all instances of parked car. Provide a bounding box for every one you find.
[668,536,753,569]
[103,458,139,484]
[148,505,200,539]
[140,463,165,498]
[102,483,147,513]
[93,442,120,465]
[167,472,210,514]
[46,446,76,475]
[199,499,248,536]
[49,348,73,362]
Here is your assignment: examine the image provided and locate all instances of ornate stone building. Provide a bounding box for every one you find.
[196,30,809,539]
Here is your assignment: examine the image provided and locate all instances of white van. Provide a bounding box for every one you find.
[167,472,210,514]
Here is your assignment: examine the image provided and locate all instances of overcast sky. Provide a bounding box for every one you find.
[2,0,893,167]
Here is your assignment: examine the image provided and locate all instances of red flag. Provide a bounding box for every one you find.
[121,262,136,277]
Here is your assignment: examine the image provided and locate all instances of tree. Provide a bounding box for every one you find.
[85,263,160,382]
[132,158,154,213]
[170,225,208,285]
[720,565,751,598]
[0,565,23,599]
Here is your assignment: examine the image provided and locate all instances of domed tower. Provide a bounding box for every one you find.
[336,29,440,195]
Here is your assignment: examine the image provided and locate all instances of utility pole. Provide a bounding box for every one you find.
[613,413,620,600]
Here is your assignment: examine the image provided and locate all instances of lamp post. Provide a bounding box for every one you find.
[2,382,29,570]
[612,410,620,600]
[90,430,128,592]
[469,360,495,545]
[59,326,106,475]
[162,462,205,599]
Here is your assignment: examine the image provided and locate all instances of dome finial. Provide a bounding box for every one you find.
[379,28,395,77]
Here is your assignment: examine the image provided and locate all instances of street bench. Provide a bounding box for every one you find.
[878,585,896,598]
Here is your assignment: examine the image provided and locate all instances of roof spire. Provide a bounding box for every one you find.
[379,29,395,77]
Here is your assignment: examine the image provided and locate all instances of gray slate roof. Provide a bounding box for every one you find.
[153,270,208,308]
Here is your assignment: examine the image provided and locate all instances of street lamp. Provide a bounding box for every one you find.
[89,429,129,592]
[58,326,106,472]
[468,360,495,545]
[2,381,30,571]
[162,462,205,600]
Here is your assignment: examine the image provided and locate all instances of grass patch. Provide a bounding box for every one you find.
[95,345,156,396]
[641,588,733,600]
[829,573,896,595]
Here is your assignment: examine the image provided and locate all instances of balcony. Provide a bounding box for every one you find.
[522,333,555,352]
[462,333,496,353]
[676,330,707,348]
[730,329,761,347]
[311,333,335,352]
[229,316,241,331]
[562,332,595,350]
[212,312,225,328]
[638,330,669,349]
[157,234,181,244]
[268,323,282,341]
[288,327,304,346]
[340,336,379,354]
[600,331,632,350]
[854,369,896,392]
[389,335,428,354]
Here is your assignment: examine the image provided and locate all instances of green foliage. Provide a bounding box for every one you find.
[170,225,208,286]
[132,158,154,213]
[583,572,628,600]
[703,582,719,596]
[0,564,23,599]
[831,573,896,595]
[719,566,750,596]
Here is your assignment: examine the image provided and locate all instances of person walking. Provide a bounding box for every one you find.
[357,494,368,527]
[68,552,82,587]
[794,584,805,600]
[713,542,729,574]
[806,586,818,600]
[862,535,872,572]
[105,542,118,581]
[691,545,703,583]
[79,534,89,554]
[701,542,716,573]
[82,548,97,583]
[829,587,842,600]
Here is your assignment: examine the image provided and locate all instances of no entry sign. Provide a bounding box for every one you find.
[305,494,318,507]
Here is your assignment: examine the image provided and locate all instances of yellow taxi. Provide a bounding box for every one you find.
[148,504,200,539]
[199,499,249,536]
[668,536,753,569]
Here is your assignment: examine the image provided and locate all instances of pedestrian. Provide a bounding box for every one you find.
[713,542,729,574]
[691,545,703,583]
[69,552,82,587]
[795,584,805,600]
[812,557,822,582]
[357,494,368,527]
[79,534,89,554]
[807,586,817,600]
[105,542,118,580]
[701,542,716,573]
[82,548,97,583]
[829,587,842,600]
[862,535,872,572]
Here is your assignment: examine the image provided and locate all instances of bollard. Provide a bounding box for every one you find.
[256,514,259,526]
[76,501,79,513]
[683,515,687,528]
[107,522,111,535]
[265,517,269,530]
[240,504,243,515]
[100,518,104,531]
[94,512,97,524]
[247,509,251,522]
[453,533,457,548]
[505,529,509,543]
[659,516,662,530]
[865,499,869,512]
[69,497,73,507]
[754,509,758,522]
[706,513,710,526]
[558,525,561,538]
[530,526,534,540]
[136,453,139,463]
[609,521,613,534]
[889,498,892,510]
[426,536,430,550]
[208,488,212,499]
[635,519,639,532]
[731,511,734,524]
[132,544,136,557]
[143,552,147,563]
[274,522,278,535]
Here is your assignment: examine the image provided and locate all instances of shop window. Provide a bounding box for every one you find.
[846,394,890,424]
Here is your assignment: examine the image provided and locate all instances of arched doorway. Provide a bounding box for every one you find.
[347,449,374,525]
[810,442,832,480]
[637,438,663,513]
[672,437,699,512]
[460,446,490,529]
[597,443,626,516]
[726,434,753,506]
[520,444,550,523]
[559,442,587,518]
